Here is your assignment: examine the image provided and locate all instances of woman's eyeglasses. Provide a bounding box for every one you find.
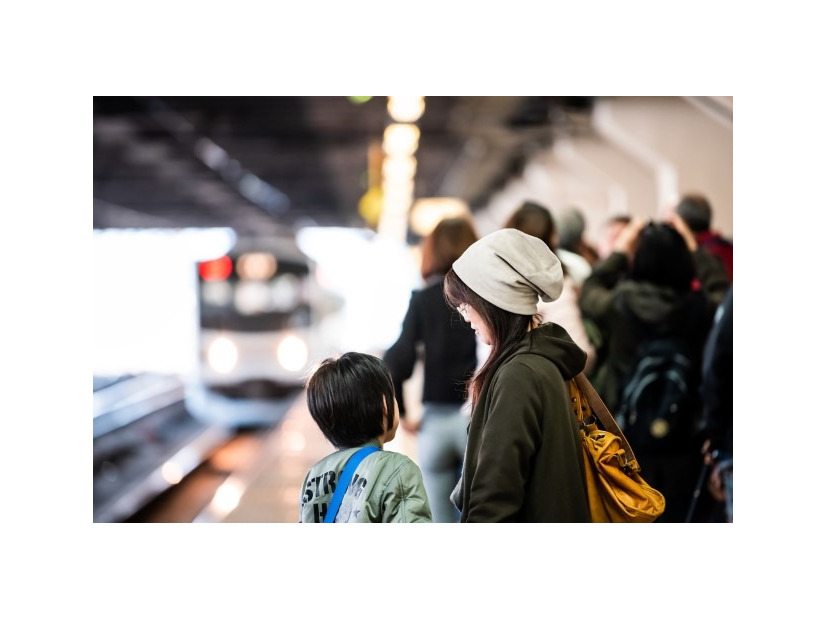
[456,303,470,320]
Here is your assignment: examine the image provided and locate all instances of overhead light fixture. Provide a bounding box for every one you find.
[377,98,426,243]
[382,155,417,183]
[410,197,470,237]
[383,123,420,157]
[388,96,425,123]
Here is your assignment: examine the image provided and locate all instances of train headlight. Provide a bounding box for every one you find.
[276,334,308,372]
[208,336,238,374]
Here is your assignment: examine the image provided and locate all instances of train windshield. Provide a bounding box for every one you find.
[197,250,312,332]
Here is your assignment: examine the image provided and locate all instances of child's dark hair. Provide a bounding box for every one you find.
[305,352,396,449]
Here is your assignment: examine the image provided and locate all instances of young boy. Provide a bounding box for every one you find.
[300,352,432,523]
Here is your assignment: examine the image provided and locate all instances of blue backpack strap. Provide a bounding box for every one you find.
[323,445,379,523]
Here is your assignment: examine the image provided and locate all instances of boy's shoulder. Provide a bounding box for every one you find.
[366,448,418,475]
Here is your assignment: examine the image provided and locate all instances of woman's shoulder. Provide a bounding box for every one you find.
[494,350,558,387]
[407,277,444,302]
[418,278,448,300]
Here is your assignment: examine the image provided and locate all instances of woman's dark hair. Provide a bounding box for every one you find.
[443,269,533,406]
[630,222,695,292]
[503,201,556,251]
[421,217,478,279]
[504,201,568,275]
[305,352,396,449]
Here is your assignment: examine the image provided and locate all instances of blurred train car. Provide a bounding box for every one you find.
[184,235,337,427]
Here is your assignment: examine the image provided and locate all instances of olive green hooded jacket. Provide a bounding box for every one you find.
[454,323,591,522]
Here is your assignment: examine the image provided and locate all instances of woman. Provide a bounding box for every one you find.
[383,217,479,523]
[443,228,591,522]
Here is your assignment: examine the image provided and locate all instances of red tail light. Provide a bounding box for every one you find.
[199,256,233,281]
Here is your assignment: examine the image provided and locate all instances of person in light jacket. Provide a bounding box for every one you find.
[299,352,432,523]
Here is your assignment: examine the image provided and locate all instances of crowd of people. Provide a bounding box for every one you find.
[298,193,733,523]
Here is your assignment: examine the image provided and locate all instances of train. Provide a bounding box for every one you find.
[184,234,340,427]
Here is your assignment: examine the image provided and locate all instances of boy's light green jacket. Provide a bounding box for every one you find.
[299,439,432,523]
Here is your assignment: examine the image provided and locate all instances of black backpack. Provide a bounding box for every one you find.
[615,337,700,453]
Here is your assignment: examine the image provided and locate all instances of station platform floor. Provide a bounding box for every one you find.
[199,371,423,523]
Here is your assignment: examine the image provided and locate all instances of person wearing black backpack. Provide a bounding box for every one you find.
[579,214,730,522]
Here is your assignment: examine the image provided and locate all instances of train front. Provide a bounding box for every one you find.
[185,236,333,427]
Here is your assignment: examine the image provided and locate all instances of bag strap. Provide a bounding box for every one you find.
[572,373,639,469]
[323,445,379,523]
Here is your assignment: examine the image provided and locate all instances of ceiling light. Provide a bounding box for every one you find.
[410,197,470,237]
[383,123,420,157]
[388,96,425,122]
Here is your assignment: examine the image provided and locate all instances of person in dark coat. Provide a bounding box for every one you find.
[443,228,591,522]
[383,217,479,522]
[578,214,730,521]
[700,286,733,522]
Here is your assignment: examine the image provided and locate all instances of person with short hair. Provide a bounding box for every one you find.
[556,205,599,281]
[597,214,632,260]
[299,352,432,523]
[676,194,733,281]
[443,228,591,522]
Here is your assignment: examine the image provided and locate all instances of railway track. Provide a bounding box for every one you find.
[93,374,236,522]
[124,428,270,522]
[93,373,298,522]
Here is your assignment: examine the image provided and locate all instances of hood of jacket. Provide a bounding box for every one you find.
[615,279,690,324]
[504,322,587,381]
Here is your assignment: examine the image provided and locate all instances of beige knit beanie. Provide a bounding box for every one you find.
[452,228,564,315]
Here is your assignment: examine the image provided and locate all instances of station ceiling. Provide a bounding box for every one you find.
[93,96,594,237]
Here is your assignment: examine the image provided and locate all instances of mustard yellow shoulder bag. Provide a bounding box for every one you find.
[570,373,666,523]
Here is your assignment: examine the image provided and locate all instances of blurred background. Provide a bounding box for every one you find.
[92,95,733,523]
